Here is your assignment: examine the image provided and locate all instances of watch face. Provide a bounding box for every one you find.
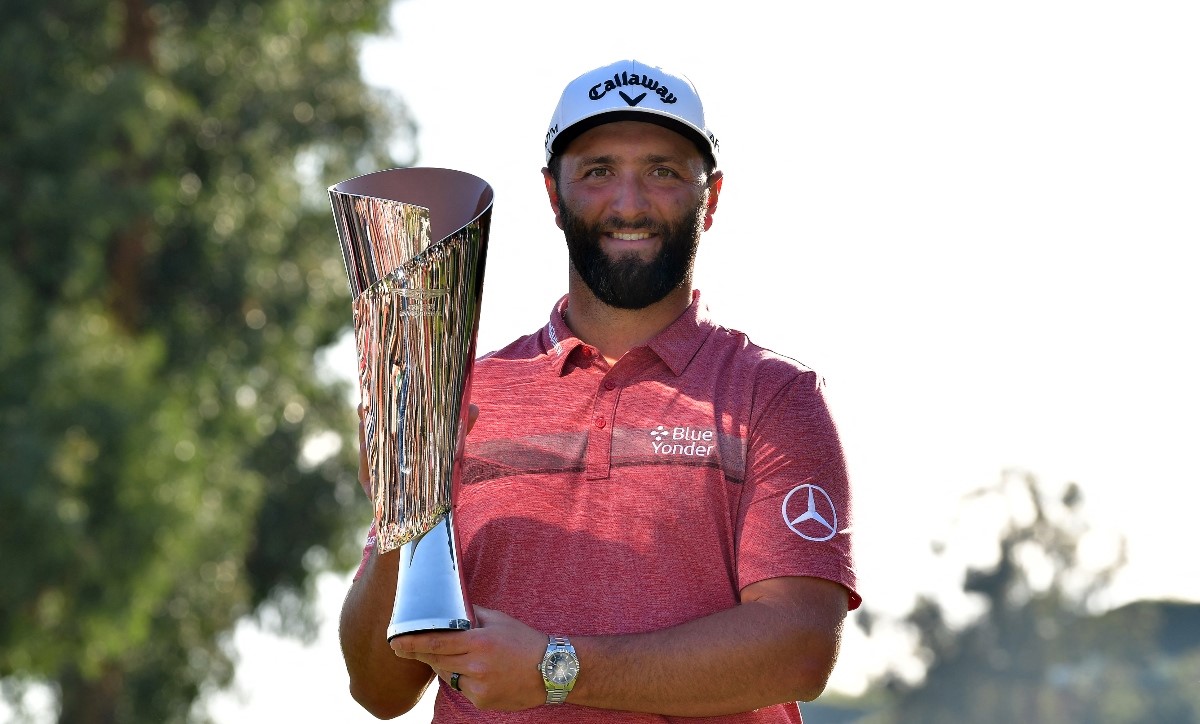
[544,651,579,685]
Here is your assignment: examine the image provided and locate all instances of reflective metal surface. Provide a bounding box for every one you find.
[329,167,491,636]
[388,515,472,638]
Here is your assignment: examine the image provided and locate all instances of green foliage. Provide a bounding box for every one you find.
[0,0,413,720]
[857,471,1200,723]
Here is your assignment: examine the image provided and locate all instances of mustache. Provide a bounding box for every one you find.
[601,216,668,233]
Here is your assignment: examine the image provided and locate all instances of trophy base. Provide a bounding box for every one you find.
[386,513,473,640]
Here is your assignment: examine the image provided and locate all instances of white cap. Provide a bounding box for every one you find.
[544,59,719,165]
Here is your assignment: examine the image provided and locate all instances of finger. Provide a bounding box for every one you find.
[471,606,496,625]
[406,653,458,671]
[444,669,466,693]
[390,631,472,658]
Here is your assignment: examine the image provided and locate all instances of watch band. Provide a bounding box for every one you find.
[541,634,579,705]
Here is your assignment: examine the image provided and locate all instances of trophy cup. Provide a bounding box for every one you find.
[329,167,492,639]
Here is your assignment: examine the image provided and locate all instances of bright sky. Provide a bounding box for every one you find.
[201,1,1199,721]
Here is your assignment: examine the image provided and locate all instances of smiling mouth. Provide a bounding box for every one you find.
[610,232,653,241]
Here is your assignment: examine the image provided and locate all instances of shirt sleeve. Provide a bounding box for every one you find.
[352,522,377,582]
[736,369,860,609]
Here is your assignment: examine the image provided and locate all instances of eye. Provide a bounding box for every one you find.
[651,167,678,179]
[584,167,612,178]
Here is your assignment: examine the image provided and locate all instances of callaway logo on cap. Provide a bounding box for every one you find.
[544,59,719,164]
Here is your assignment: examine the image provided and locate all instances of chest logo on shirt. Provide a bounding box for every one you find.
[782,484,838,542]
[648,424,716,458]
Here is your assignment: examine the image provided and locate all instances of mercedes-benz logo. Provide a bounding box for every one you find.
[782,484,837,542]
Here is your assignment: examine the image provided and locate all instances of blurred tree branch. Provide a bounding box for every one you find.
[0,1,417,721]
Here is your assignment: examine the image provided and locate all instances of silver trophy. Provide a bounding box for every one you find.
[329,167,492,639]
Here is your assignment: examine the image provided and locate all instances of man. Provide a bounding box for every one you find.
[340,59,860,722]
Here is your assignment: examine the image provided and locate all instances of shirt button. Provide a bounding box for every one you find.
[594,417,606,429]
[604,381,616,391]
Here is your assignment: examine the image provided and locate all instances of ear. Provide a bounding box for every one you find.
[702,171,723,232]
[542,167,565,230]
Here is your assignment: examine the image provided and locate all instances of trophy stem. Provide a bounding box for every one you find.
[386,511,473,639]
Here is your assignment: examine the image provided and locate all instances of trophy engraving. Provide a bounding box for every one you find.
[329,167,492,639]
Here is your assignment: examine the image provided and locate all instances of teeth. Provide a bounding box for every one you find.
[611,232,651,241]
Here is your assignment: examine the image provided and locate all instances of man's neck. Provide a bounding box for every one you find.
[563,277,693,365]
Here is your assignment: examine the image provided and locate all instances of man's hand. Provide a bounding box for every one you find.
[341,401,482,718]
[390,607,547,712]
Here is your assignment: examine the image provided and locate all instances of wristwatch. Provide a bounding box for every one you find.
[538,634,580,704]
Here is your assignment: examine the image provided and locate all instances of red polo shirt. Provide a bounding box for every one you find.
[414,290,857,723]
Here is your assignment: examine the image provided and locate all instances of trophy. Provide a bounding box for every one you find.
[329,167,492,639]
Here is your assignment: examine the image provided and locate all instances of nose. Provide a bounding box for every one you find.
[608,175,652,220]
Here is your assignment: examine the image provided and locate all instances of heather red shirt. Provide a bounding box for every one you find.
[360,291,859,723]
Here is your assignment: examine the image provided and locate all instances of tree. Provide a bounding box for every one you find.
[0,1,414,721]
[857,470,1200,723]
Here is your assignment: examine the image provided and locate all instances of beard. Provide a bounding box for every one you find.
[561,199,705,310]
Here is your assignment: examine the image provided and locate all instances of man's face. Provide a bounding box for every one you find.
[547,121,720,310]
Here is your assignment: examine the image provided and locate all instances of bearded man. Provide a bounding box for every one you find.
[339,59,860,723]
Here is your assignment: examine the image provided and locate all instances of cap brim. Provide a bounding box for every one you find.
[548,111,715,164]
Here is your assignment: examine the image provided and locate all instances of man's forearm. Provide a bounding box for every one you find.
[339,546,435,718]
[568,576,848,716]
[392,576,849,716]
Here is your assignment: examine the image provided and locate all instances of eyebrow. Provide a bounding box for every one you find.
[577,153,617,166]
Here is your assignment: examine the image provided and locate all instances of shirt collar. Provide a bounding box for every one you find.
[647,290,713,377]
[541,295,582,375]
[538,291,714,377]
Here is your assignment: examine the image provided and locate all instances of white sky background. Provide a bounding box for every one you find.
[199,1,1200,721]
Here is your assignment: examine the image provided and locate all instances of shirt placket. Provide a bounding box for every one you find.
[585,368,623,481]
